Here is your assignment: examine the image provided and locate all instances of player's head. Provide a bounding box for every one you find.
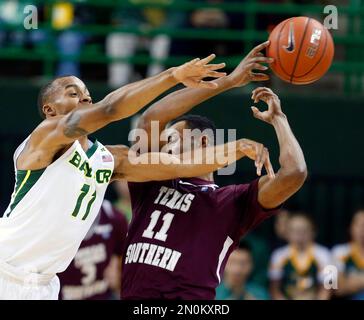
[287,212,316,248]
[350,208,364,246]
[37,76,92,119]
[164,114,216,155]
[223,241,253,286]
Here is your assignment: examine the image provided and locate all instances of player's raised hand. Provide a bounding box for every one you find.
[172,54,226,89]
[229,41,274,87]
[250,87,285,124]
[239,138,275,179]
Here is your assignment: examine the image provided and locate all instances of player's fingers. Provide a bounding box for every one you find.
[251,63,269,71]
[205,62,226,71]
[251,86,269,100]
[255,143,264,173]
[188,58,200,65]
[251,106,263,120]
[207,71,227,78]
[254,86,274,95]
[250,56,274,64]
[253,88,273,102]
[254,90,277,103]
[264,151,275,179]
[257,157,264,176]
[182,78,202,88]
[252,86,270,96]
[258,145,266,175]
[254,93,270,104]
[198,54,216,65]
[251,89,263,103]
[251,73,270,81]
[249,40,270,56]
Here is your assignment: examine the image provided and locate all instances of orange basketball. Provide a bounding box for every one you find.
[267,16,334,85]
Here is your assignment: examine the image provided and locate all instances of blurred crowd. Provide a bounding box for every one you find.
[59,180,364,300]
[218,208,364,300]
[0,0,332,86]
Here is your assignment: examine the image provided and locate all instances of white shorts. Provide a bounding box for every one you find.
[0,260,60,300]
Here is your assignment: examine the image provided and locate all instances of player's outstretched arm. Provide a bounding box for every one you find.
[250,87,307,209]
[108,138,275,182]
[137,41,273,151]
[18,56,227,170]
[32,55,226,144]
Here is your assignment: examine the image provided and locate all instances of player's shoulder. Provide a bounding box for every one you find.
[313,243,331,255]
[216,179,259,201]
[331,243,351,260]
[216,182,249,195]
[32,116,66,138]
[312,243,332,264]
[23,117,61,147]
[270,244,290,263]
[16,117,72,169]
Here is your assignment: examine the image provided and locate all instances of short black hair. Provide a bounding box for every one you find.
[353,207,364,215]
[169,114,217,143]
[237,239,252,253]
[37,75,72,119]
[352,207,364,222]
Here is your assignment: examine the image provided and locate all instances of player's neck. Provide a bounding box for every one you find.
[292,242,312,253]
[196,172,214,182]
[355,242,364,255]
[78,136,89,152]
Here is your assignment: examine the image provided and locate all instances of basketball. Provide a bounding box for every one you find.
[267,16,334,85]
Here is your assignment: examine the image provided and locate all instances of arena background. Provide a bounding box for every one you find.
[0,0,363,292]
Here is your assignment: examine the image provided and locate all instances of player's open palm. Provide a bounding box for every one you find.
[172,54,226,89]
[229,41,274,87]
[250,87,285,124]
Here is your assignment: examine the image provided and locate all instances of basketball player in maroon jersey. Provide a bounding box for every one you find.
[120,41,307,299]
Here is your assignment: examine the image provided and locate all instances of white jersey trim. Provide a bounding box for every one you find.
[178,180,219,190]
[216,236,234,283]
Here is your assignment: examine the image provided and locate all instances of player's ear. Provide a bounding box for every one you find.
[42,104,57,118]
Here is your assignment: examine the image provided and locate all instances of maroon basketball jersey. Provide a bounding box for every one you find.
[121,178,279,300]
[59,200,128,300]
